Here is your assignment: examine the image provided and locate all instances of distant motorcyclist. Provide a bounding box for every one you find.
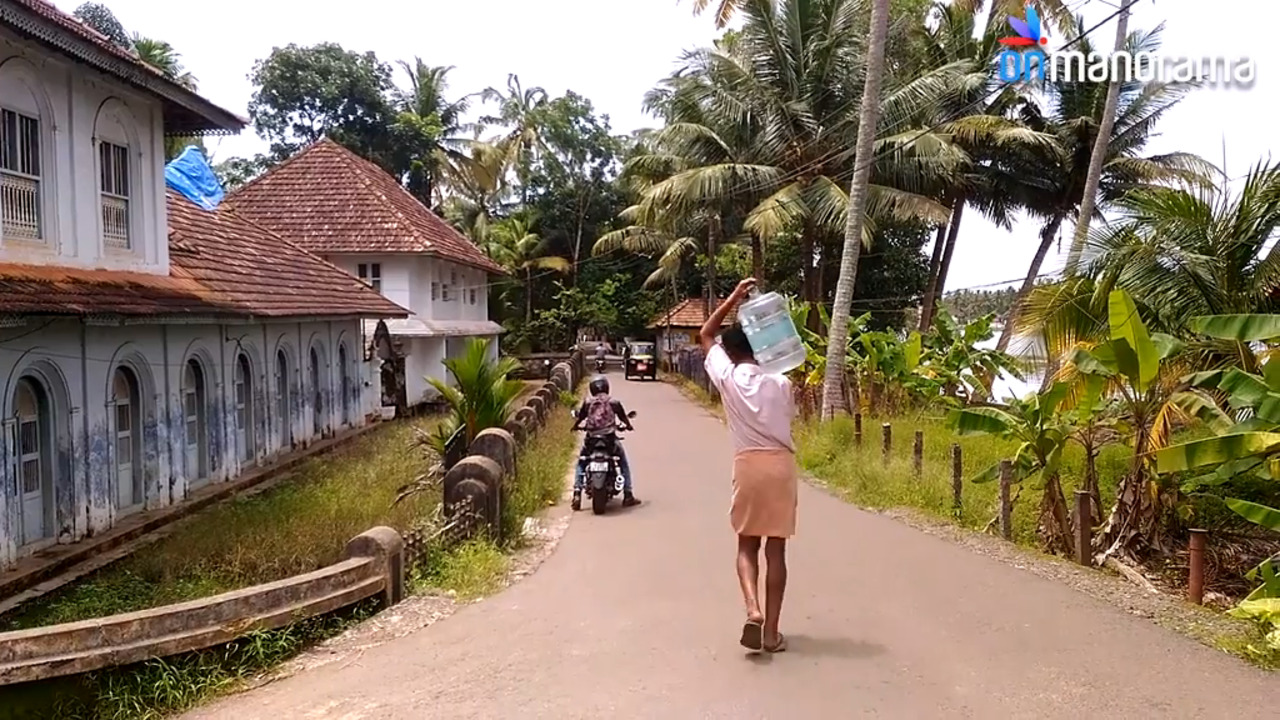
[571,377,640,510]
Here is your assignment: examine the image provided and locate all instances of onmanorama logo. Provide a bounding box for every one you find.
[997,49,1257,88]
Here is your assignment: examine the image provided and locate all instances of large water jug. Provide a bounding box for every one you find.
[737,289,806,375]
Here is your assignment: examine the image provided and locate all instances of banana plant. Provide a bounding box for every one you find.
[918,309,1024,404]
[1156,313,1280,599]
[1075,290,1222,559]
[947,381,1075,553]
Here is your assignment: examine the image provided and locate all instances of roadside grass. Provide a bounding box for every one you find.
[794,414,1126,547]
[1,389,584,718]
[1,417,443,631]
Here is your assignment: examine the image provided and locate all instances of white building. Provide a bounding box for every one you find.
[0,0,407,569]
[226,139,507,410]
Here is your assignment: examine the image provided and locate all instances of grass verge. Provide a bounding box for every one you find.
[2,392,584,716]
[1,599,378,720]
[2,417,443,631]
[795,413,1126,547]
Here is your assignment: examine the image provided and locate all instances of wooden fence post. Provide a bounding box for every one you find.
[950,443,962,512]
[854,412,863,447]
[912,430,924,477]
[881,423,892,465]
[1189,529,1208,604]
[998,460,1012,540]
[1074,489,1092,566]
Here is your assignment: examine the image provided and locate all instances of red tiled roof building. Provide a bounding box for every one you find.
[0,0,407,572]
[227,139,509,409]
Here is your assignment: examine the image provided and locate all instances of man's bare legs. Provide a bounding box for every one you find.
[736,535,763,625]
[763,537,788,649]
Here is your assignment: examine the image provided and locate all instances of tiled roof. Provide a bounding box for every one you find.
[226,139,506,275]
[0,0,245,134]
[0,193,409,320]
[649,298,736,328]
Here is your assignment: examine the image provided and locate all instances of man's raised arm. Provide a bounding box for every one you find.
[699,277,758,352]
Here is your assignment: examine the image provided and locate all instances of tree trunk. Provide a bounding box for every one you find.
[525,268,533,324]
[996,215,1062,353]
[932,200,965,321]
[820,0,890,420]
[1063,1,1131,275]
[1038,471,1073,556]
[1096,415,1172,561]
[918,220,950,331]
[751,235,764,278]
[707,215,720,317]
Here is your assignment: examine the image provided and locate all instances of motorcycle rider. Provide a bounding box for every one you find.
[570,377,640,510]
[595,341,608,371]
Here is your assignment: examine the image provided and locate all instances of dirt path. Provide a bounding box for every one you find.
[188,380,1274,719]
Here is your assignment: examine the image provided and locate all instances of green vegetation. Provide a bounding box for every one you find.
[2,418,442,631]
[2,602,377,720]
[796,415,1128,547]
[421,337,525,457]
[3,371,581,715]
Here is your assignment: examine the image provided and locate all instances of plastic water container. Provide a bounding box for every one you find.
[737,289,806,375]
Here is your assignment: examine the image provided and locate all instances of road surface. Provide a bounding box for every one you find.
[190,379,1274,719]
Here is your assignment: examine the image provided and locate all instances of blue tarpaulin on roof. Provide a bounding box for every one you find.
[164,146,224,211]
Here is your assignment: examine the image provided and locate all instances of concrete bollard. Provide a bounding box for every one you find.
[998,460,1013,540]
[443,456,505,538]
[344,526,405,606]
[503,418,527,446]
[527,395,546,424]
[470,427,517,478]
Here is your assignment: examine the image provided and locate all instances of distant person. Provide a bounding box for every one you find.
[699,277,797,654]
[596,342,608,360]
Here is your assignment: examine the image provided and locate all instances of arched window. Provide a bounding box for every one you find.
[14,377,53,544]
[338,344,351,426]
[309,346,323,435]
[234,353,255,462]
[0,62,53,245]
[112,367,143,510]
[94,100,139,251]
[275,348,291,449]
[182,358,208,484]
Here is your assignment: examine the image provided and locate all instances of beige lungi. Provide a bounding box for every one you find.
[731,448,798,538]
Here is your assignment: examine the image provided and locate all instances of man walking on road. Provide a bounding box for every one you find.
[699,278,797,654]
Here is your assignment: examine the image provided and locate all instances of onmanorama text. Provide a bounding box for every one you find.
[997,49,1256,87]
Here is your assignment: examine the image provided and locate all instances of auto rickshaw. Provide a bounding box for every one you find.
[624,341,658,381]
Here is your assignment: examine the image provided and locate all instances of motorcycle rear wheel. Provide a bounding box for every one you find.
[592,489,609,515]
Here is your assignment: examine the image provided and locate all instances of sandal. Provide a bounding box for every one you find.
[763,633,788,653]
[739,619,764,651]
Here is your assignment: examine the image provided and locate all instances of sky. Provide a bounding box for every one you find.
[53,0,1277,294]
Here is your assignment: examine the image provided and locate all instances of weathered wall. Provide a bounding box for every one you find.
[0,317,370,569]
[0,26,169,274]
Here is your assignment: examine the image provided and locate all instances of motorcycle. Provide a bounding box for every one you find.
[579,410,637,515]
[595,356,607,373]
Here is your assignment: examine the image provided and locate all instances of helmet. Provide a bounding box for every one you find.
[589,377,610,396]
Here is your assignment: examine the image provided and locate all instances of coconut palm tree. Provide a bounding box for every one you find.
[481,74,549,201]
[393,60,478,208]
[994,23,1211,353]
[442,140,514,243]
[635,0,964,310]
[823,0,892,418]
[484,216,572,322]
[1021,161,1280,368]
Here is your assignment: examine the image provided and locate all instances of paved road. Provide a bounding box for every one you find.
[191,379,1274,719]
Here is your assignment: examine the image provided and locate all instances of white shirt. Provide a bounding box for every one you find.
[704,344,796,453]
